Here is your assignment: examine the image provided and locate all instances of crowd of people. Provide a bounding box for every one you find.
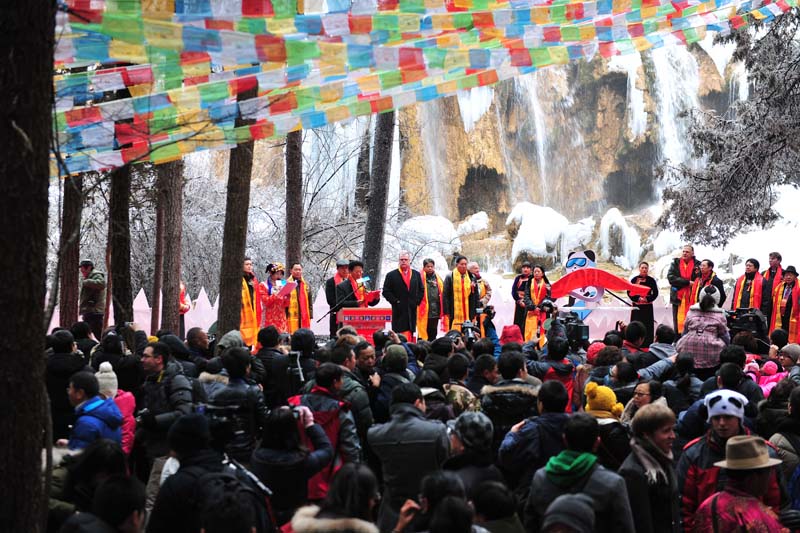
[48,247,800,532]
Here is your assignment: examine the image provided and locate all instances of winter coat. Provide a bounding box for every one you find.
[79,270,106,315]
[593,417,631,471]
[256,346,293,407]
[382,268,425,333]
[662,375,703,415]
[770,417,800,482]
[90,330,147,394]
[47,351,93,440]
[465,374,493,397]
[68,396,122,450]
[208,377,270,463]
[198,370,228,399]
[371,371,410,424]
[147,449,225,533]
[667,257,700,306]
[756,397,789,439]
[649,342,676,361]
[443,381,481,416]
[137,360,193,459]
[422,388,455,422]
[250,424,334,526]
[303,368,373,442]
[442,449,505,498]
[59,512,117,533]
[421,353,449,383]
[693,487,787,533]
[113,389,136,454]
[480,380,540,454]
[676,305,730,369]
[528,359,573,412]
[699,374,763,417]
[524,460,635,533]
[160,334,199,378]
[618,438,681,533]
[367,403,449,531]
[289,505,378,533]
[622,342,659,371]
[676,429,784,531]
[498,412,568,493]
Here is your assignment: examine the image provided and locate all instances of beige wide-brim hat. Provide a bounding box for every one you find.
[714,435,782,470]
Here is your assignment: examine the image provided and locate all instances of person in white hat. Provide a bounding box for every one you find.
[692,435,788,532]
[677,388,785,530]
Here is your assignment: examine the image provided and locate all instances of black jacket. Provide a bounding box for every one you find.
[91,330,147,395]
[699,374,763,418]
[336,278,379,309]
[367,403,449,531]
[147,449,225,533]
[371,372,410,424]
[442,450,505,498]
[137,361,193,458]
[594,418,631,471]
[208,377,270,463]
[667,257,700,306]
[382,268,425,333]
[47,351,93,440]
[480,380,539,455]
[442,271,479,327]
[465,374,492,397]
[618,441,681,533]
[498,412,568,492]
[421,353,449,383]
[250,423,334,525]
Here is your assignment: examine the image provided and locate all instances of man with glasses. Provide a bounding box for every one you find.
[779,343,800,385]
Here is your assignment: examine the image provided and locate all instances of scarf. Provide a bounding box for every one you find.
[240,276,260,346]
[676,259,695,332]
[417,273,443,340]
[400,267,411,290]
[524,278,547,342]
[545,450,598,488]
[349,276,370,308]
[771,281,800,341]
[689,272,717,307]
[630,436,673,486]
[732,272,764,310]
[287,277,311,332]
[451,269,472,331]
[763,265,783,281]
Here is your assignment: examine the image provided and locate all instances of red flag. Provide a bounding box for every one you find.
[550,268,651,299]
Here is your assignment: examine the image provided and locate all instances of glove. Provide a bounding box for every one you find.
[137,410,157,430]
[780,509,800,530]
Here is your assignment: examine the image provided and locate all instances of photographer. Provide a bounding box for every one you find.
[250,405,334,527]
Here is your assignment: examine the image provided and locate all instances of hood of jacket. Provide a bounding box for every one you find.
[291,505,378,533]
[160,334,192,360]
[77,396,122,430]
[480,380,540,397]
[216,330,245,355]
[443,449,495,470]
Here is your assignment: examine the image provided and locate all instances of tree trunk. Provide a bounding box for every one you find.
[218,87,257,335]
[151,169,165,335]
[59,174,83,327]
[362,111,394,284]
[354,118,372,211]
[285,130,303,268]
[109,165,133,324]
[0,1,55,530]
[160,159,184,335]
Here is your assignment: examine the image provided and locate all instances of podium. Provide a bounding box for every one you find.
[337,308,393,339]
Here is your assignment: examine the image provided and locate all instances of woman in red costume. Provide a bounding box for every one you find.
[260,262,289,333]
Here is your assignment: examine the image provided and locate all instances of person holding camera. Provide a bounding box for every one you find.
[251,405,334,527]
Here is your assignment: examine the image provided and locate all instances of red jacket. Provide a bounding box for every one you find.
[676,428,785,531]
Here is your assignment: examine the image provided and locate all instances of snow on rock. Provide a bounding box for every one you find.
[559,217,595,262]
[457,86,494,133]
[386,216,461,264]
[457,212,490,237]
[599,208,642,269]
[653,229,684,258]
[506,203,569,268]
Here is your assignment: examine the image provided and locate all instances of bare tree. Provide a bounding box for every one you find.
[362,111,395,282]
[218,87,257,334]
[59,174,83,327]
[286,130,303,268]
[109,165,133,323]
[161,159,184,335]
[0,2,55,530]
[151,168,166,334]
[354,118,371,211]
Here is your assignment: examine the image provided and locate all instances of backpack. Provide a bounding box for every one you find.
[187,459,276,533]
[779,431,800,510]
[287,390,345,499]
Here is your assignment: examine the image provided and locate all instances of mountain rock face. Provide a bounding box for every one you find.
[398,45,730,231]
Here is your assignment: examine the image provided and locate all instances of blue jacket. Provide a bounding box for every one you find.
[68,396,122,450]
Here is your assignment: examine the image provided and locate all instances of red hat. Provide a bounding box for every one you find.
[586,342,605,365]
[500,325,524,345]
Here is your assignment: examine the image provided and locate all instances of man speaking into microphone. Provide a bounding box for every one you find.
[336,259,381,310]
[382,251,424,340]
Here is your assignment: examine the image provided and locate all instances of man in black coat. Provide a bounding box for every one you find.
[336,260,380,309]
[47,330,93,440]
[382,251,424,338]
[325,259,351,338]
[667,245,700,334]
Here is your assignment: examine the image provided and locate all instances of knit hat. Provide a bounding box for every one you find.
[499,325,524,345]
[700,285,721,306]
[763,361,778,376]
[541,493,595,533]
[168,414,211,456]
[431,337,454,356]
[705,389,748,422]
[584,382,624,418]
[96,362,118,399]
[446,412,494,452]
[335,259,350,267]
[586,342,605,365]
[781,343,800,363]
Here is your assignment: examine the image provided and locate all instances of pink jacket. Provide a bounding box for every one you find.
[759,372,788,398]
[113,390,136,454]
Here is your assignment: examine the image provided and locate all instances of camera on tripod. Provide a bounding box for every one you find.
[726,307,769,352]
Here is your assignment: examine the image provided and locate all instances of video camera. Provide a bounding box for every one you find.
[551,311,590,351]
[461,320,479,350]
[726,308,769,352]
